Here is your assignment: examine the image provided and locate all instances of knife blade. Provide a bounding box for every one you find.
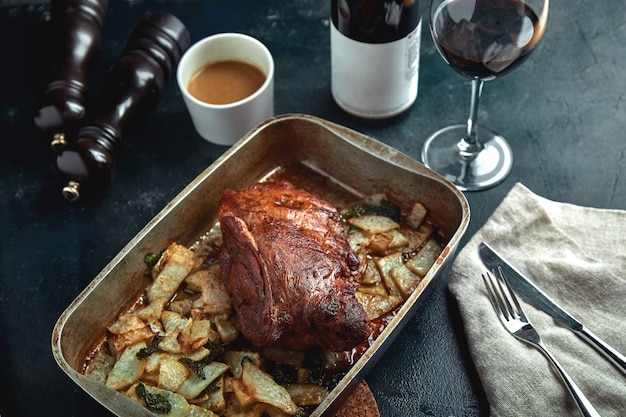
[478,241,626,375]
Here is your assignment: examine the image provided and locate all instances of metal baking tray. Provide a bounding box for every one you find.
[52,114,470,416]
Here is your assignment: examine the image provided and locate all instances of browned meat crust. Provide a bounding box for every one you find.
[218,181,368,351]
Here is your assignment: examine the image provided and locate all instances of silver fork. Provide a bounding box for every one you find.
[482,267,602,417]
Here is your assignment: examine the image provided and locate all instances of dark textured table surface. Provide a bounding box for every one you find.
[1,1,625,416]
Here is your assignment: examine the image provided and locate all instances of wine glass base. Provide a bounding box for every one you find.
[421,124,512,191]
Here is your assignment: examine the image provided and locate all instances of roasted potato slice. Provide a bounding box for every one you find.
[224,351,261,379]
[109,325,155,356]
[374,252,404,297]
[347,215,400,234]
[137,243,199,322]
[347,228,373,253]
[158,356,189,392]
[404,223,435,253]
[241,362,297,414]
[194,264,232,315]
[187,319,218,351]
[223,395,267,417]
[169,298,194,317]
[367,232,394,255]
[214,314,239,344]
[159,314,193,354]
[357,281,388,297]
[197,376,226,412]
[176,362,229,400]
[284,384,328,407]
[145,347,211,375]
[108,313,147,335]
[188,404,219,417]
[367,229,409,255]
[405,239,442,278]
[406,201,427,229]
[360,258,382,285]
[390,264,422,299]
[355,292,403,321]
[84,349,115,384]
[231,376,257,408]
[105,341,146,391]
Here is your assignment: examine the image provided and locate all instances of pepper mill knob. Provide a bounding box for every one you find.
[55,12,191,201]
[33,0,108,147]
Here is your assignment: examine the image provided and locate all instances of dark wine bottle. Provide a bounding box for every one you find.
[330,0,422,119]
[55,12,191,202]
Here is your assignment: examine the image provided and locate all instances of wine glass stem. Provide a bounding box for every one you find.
[459,78,484,160]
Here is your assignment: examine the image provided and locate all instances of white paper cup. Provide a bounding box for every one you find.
[177,33,274,146]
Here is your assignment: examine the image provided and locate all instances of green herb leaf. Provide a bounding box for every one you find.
[136,335,164,359]
[144,252,160,270]
[343,200,401,222]
[135,383,172,414]
[179,341,227,379]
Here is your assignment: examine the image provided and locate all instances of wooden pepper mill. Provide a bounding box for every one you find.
[33,0,108,148]
[54,12,191,201]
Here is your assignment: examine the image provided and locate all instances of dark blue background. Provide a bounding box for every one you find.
[1,1,624,416]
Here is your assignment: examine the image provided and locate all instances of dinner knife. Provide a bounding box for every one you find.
[478,241,626,375]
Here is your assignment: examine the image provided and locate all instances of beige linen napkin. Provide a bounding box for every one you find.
[448,183,626,417]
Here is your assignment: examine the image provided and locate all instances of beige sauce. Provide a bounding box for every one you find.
[187,60,266,105]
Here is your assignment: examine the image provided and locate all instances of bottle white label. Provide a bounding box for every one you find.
[330,19,421,119]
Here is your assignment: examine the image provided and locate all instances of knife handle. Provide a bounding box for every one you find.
[579,326,626,375]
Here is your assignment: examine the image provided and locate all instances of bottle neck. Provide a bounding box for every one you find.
[330,0,420,43]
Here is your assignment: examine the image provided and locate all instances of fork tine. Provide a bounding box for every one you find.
[481,271,507,320]
[490,268,515,320]
[494,266,527,321]
[481,272,497,309]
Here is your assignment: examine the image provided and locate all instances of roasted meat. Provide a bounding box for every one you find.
[217,181,368,351]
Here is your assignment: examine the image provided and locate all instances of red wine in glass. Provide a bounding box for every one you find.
[422,0,548,190]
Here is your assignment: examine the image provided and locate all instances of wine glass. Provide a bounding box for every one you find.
[422,0,549,190]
